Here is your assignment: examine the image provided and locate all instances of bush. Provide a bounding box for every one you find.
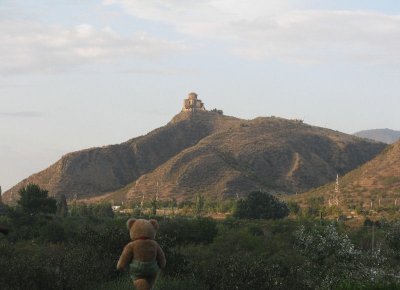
[233,191,289,219]
[17,184,56,215]
[294,224,388,289]
[158,217,218,246]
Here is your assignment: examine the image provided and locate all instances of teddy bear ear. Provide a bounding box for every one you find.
[127,218,136,230]
[149,219,159,231]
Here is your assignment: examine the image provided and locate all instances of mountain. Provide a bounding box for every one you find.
[3,111,386,204]
[294,140,400,211]
[98,114,385,203]
[3,112,239,203]
[354,128,400,144]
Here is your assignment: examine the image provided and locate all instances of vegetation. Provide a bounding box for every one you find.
[70,203,114,218]
[233,191,289,219]
[2,184,400,289]
[17,184,56,215]
[56,194,68,217]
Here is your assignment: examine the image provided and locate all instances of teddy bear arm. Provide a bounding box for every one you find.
[117,243,133,270]
[156,244,166,269]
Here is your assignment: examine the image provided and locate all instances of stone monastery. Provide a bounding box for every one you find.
[182,92,206,112]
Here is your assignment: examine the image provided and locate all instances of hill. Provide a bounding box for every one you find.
[293,140,400,213]
[354,128,400,144]
[3,111,239,203]
[101,116,386,203]
[3,110,386,204]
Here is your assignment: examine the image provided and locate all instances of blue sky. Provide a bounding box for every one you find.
[1,0,400,191]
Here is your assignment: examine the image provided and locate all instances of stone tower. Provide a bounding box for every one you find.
[182,92,206,112]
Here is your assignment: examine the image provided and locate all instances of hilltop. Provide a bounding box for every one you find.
[3,93,386,204]
[354,128,400,144]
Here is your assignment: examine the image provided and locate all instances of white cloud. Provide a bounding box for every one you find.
[104,0,400,64]
[0,21,188,74]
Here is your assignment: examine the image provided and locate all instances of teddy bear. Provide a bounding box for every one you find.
[117,219,166,290]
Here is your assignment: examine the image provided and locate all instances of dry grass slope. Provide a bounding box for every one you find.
[3,111,239,203]
[110,117,386,203]
[292,140,400,212]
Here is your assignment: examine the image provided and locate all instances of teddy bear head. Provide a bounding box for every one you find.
[126,218,159,241]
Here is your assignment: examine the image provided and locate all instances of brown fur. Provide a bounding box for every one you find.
[117,219,166,290]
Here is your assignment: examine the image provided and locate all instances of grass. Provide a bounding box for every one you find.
[337,281,400,290]
[93,273,400,290]
[91,274,206,290]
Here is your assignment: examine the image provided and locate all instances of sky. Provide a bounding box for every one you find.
[1,0,400,191]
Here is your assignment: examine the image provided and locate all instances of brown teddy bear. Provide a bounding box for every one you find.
[117,219,166,290]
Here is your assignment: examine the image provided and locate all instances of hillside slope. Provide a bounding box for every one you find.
[294,140,400,211]
[3,111,240,203]
[106,117,386,203]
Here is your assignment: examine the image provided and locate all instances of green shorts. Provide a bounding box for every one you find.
[129,260,159,280]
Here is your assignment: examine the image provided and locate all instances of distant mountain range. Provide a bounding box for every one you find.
[294,140,400,211]
[354,129,400,144]
[3,111,386,204]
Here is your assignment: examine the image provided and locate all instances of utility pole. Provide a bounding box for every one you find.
[156,181,159,202]
[151,181,159,216]
[328,174,340,207]
[141,194,144,208]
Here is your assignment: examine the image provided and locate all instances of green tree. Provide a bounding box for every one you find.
[287,201,300,215]
[195,193,205,216]
[304,196,325,217]
[151,195,158,216]
[17,184,56,215]
[294,224,376,289]
[70,203,89,216]
[56,194,68,217]
[91,203,114,218]
[171,198,177,215]
[233,191,289,219]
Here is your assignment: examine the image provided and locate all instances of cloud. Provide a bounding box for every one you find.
[0,21,188,74]
[104,0,400,64]
[0,111,44,118]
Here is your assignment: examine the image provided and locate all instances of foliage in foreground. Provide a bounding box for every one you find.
[2,185,400,290]
[3,212,400,289]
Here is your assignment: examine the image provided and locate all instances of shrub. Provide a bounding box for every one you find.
[233,191,289,219]
[294,224,387,289]
[17,184,56,215]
